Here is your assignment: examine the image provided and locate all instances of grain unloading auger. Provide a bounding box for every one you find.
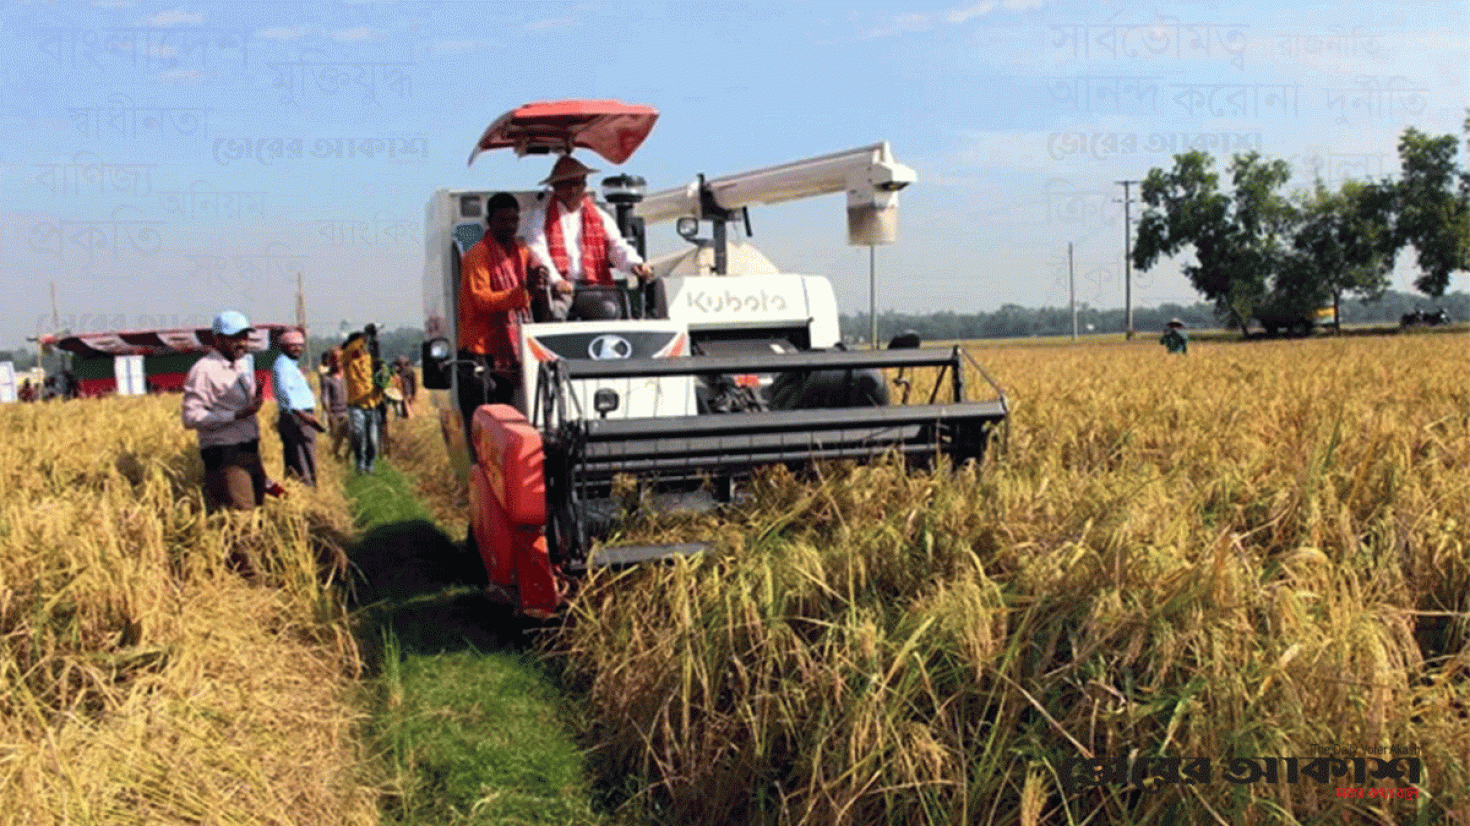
[422,100,1009,617]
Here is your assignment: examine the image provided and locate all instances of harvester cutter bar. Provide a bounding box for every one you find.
[566,401,1007,485]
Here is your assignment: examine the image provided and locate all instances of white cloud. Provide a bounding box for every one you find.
[434,40,485,53]
[158,68,203,83]
[142,9,204,27]
[946,2,996,25]
[109,37,178,61]
[863,12,933,40]
[330,26,378,43]
[257,25,314,41]
[868,0,1052,40]
[952,129,1061,173]
[525,17,577,32]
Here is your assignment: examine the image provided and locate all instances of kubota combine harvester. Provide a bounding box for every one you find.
[420,100,1008,617]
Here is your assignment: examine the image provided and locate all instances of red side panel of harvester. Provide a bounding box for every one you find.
[468,404,559,618]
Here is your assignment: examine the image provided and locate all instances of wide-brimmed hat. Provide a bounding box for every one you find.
[212,310,254,337]
[540,154,599,185]
[1168,318,1185,327]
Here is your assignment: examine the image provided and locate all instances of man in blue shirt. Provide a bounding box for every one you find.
[272,328,325,486]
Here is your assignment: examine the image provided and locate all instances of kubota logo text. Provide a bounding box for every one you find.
[685,289,789,314]
[587,334,633,360]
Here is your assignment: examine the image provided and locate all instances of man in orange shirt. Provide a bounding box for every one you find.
[457,192,551,419]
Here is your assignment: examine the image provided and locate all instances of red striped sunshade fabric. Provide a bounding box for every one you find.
[40,323,296,359]
[468,99,659,166]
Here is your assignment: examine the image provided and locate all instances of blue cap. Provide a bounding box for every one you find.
[212,310,254,336]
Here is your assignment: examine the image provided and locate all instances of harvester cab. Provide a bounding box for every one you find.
[421,100,1009,617]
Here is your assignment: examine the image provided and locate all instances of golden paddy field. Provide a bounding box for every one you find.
[2,331,1466,825]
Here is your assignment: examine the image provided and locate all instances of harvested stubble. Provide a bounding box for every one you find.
[0,395,378,824]
[553,335,1470,825]
[381,397,469,532]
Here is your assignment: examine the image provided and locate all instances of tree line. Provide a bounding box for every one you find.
[1131,119,1468,335]
[837,288,1466,343]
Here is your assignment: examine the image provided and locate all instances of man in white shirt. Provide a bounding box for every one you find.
[182,310,269,510]
[526,155,653,310]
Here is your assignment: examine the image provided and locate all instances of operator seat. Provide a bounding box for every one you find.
[568,286,628,321]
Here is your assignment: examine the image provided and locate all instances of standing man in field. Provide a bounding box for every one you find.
[319,349,349,460]
[182,310,269,510]
[527,155,653,302]
[340,330,383,474]
[271,328,325,487]
[395,356,418,419]
[1160,318,1189,355]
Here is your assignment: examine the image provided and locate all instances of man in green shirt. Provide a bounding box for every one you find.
[1160,319,1189,355]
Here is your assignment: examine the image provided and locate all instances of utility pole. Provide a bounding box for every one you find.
[295,271,309,366]
[869,245,878,350]
[49,281,62,375]
[1115,180,1139,339]
[1068,242,1077,341]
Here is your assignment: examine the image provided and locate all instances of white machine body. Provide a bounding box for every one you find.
[423,141,912,426]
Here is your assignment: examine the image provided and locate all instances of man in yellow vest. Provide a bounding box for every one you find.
[340,330,383,473]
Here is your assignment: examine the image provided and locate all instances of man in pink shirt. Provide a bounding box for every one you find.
[182,310,269,511]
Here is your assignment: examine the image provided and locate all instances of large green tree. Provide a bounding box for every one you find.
[1394,126,1470,297]
[1280,179,1396,330]
[1132,150,1295,335]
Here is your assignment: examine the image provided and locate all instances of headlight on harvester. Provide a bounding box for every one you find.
[420,337,455,390]
[593,388,619,418]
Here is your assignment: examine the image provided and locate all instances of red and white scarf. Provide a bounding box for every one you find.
[481,235,528,367]
[544,194,612,286]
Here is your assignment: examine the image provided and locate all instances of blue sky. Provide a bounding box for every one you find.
[1,0,1465,347]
